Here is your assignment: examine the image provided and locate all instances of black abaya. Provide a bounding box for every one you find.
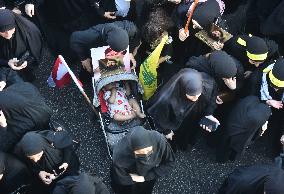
[0,9,43,82]
[14,131,79,187]
[0,151,32,194]
[147,68,218,136]
[0,82,52,152]
[111,126,175,194]
[216,96,271,162]
[219,164,284,194]
[52,172,109,194]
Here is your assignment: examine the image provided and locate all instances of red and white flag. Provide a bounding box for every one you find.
[47,55,83,90]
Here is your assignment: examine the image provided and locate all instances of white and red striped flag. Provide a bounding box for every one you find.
[47,55,83,90]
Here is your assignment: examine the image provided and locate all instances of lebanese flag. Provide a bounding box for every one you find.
[47,56,71,88]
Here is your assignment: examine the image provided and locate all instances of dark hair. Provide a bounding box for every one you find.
[142,8,174,44]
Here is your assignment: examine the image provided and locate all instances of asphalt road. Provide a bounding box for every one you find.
[34,48,274,194]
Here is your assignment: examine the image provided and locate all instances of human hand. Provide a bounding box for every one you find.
[212,41,224,50]
[244,71,252,79]
[0,110,7,128]
[59,163,69,172]
[104,12,116,19]
[280,135,284,145]
[129,53,136,70]
[260,121,268,136]
[0,81,6,91]
[39,171,55,185]
[165,130,174,141]
[216,96,223,105]
[266,100,283,109]
[179,28,189,41]
[223,77,237,90]
[12,7,21,14]
[8,58,27,70]
[25,4,35,17]
[81,58,92,73]
[168,0,181,4]
[129,173,145,182]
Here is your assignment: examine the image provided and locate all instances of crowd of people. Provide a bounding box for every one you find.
[0,0,284,193]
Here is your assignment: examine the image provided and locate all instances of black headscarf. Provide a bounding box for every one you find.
[106,27,129,52]
[147,68,218,133]
[112,126,175,185]
[16,131,63,171]
[0,151,31,194]
[0,82,52,152]
[0,9,42,64]
[187,51,237,79]
[147,68,203,132]
[224,96,271,153]
[52,172,110,194]
[192,0,221,32]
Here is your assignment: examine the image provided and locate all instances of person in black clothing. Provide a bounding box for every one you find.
[223,34,279,78]
[140,8,175,87]
[14,130,79,192]
[186,51,244,95]
[52,172,110,194]
[111,126,175,194]
[0,151,32,194]
[70,20,140,82]
[147,68,219,150]
[173,0,224,63]
[0,9,42,82]
[219,164,284,194]
[246,58,284,156]
[0,82,52,152]
[216,96,271,162]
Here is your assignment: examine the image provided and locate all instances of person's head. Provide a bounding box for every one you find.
[142,8,174,48]
[104,82,117,90]
[70,173,96,194]
[20,132,45,163]
[268,58,284,91]
[179,69,203,101]
[209,25,224,41]
[209,51,237,79]
[129,127,154,161]
[192,0,221,32]
[106,27,129,52]
[0,9,16,40]
[246,35,268,67]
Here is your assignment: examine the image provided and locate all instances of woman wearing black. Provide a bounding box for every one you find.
[0,9,42,82]
[216,96,271,162]
[0,151,32,194]
[14,130,79,192]
[147,68,218,150]
[219,164,284,194]
[111,126,175,194]
[0,82,52,152]
[186,50,244,93]
[52,172,110,194]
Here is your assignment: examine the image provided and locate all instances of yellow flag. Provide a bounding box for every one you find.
[139,35,169,100]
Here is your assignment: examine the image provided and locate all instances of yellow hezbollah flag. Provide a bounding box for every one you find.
[139,35,169,100]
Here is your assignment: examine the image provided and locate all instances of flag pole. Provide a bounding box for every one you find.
[184,0,199,33]
[59,55,99,117]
